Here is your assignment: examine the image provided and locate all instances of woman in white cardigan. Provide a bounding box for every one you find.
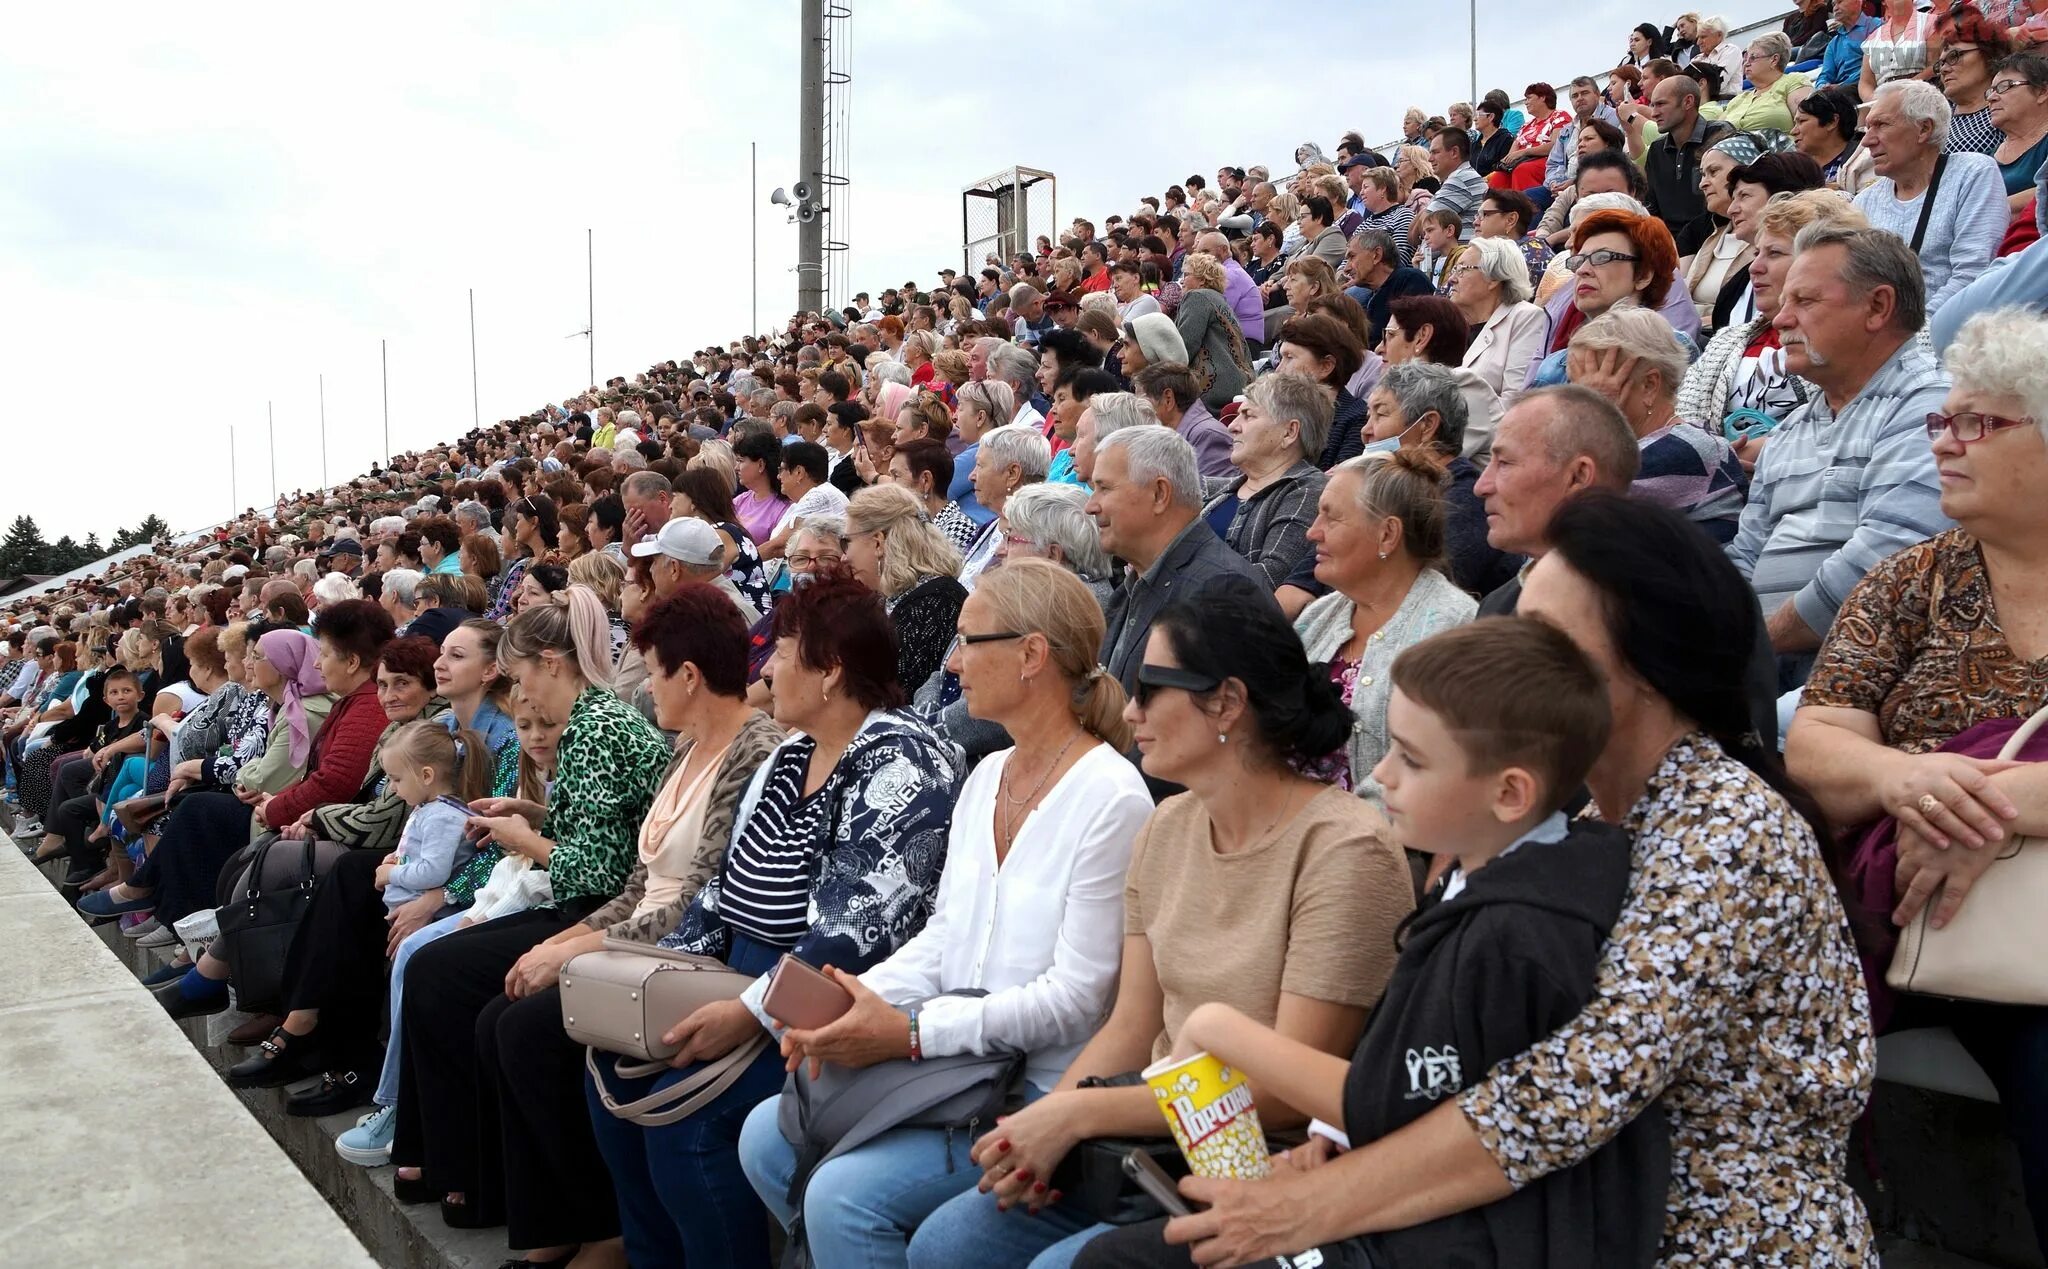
[1293,448,1477,804]
[1450,236,1550,458]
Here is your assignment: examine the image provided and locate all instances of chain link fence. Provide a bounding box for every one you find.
[962,167,1057,275]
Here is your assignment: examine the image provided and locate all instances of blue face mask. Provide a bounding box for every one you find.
[1362,415,1422,456]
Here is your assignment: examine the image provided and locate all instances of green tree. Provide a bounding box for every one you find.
[0,515,50,578]
[134,514,172,545]
[82,532,103,557]
[47,536,84,573]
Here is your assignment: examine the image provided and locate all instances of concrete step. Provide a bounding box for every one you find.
[13,834,507,1269]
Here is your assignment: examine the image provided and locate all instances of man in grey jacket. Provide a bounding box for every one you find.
[1728,224,1952,685]
[1088,427,1272,695]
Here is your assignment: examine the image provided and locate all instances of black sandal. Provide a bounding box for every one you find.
[393,1173,435,1205]
[226,1025,323,1089]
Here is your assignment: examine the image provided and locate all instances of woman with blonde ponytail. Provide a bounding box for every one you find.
[390,581,670,1238]
[739,556,1154,1263]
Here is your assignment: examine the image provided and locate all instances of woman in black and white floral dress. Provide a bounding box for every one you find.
[1159,494,1874,1269]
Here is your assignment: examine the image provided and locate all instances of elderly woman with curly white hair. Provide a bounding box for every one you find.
[1789,306,2048,1261]
[1451,235,1551,421]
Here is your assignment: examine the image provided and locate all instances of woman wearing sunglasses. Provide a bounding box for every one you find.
[905,575,1414,1268]
[1789,307,2048,1262]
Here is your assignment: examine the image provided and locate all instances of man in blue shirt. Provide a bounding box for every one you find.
[1817,0,1881,89]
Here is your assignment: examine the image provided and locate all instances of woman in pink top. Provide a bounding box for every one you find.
[730,430,791,546]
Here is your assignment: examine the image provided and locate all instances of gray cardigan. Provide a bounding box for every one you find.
[1293,568,1477,801]
[1174,287,1251,412]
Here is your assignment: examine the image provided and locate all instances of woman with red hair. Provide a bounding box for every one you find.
[1528,208,1684,385]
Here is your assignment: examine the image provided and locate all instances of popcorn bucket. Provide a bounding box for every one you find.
[1142,1050,1272,1179]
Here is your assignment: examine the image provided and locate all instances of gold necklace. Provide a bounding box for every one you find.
[998,731,1082,847]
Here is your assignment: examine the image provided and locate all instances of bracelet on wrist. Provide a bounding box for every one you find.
[908,1008,923,1063]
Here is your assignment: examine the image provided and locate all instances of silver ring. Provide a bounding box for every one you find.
[1917,793,1942,817]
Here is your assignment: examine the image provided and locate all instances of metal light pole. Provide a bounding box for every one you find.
[752,140,760,334]
[797,0,826,315]
[318,373,328,489]
[229,425,237,519]
[469,288,480,429]
[381,339,390,460]
[267,400,277,500]
[1470,0,1478,103]
[586,228,595,386]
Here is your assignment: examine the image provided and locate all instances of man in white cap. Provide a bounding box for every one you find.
[629,518,758,625]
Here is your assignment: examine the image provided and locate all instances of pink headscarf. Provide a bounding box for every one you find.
[258,629,329,768]
[877,380,915,424]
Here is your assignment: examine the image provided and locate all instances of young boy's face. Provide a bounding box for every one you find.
[103,680,142,716]
[1373,688,1541,856]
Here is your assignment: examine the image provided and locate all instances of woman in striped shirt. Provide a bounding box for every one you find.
[588,571,961,1269]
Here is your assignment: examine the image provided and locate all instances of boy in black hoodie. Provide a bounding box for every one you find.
[1075,618,1668,1269]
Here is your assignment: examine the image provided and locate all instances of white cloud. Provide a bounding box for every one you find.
[0,0,1784,543]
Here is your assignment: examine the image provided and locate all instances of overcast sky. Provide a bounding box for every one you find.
[1,0,1784,546]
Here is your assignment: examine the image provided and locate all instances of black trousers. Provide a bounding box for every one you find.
[392,901,599,1233]
[489,985,621,1249]
[281,847,391,1071]
[142,791,255,926]
[47,757,96,862]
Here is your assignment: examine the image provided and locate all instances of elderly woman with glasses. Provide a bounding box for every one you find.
[1789,307,2048,1262]
[1713,32,1810,132]
[1532,207,1688,386]
[1451,236,1551,425]
[1988,52,2048,207]
[950,379,1014,525]
[1938,7,2011,156]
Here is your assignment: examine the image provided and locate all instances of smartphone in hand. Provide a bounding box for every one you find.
[762,954,855,1030]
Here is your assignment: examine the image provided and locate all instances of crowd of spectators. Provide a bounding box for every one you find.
[6,5,2048,1267]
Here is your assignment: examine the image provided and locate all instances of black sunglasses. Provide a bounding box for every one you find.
[1133,663,1222,708]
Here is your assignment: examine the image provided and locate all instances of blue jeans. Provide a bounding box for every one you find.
[374,909,470,1107]
[584,933,790,1269]
[739,1082,1050,1269]
[907,1184,1109,1269]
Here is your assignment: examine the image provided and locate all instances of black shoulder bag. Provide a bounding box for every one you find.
[1910,154,1948,254]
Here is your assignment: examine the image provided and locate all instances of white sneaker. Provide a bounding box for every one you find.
[13,818,44,840]
[136,923,178,949]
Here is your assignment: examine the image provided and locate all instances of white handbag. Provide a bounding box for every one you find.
[1887,704,2048,1006]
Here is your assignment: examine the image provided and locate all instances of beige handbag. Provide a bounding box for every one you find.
[561,937,773,1127]
[1887,704,2048,1006]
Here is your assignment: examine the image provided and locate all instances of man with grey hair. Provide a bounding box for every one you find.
[1732,224,1951,681]
[1008,284,1051,346]
[380,567,425,633]
[453,500,491,537]
[1088,426,1271,693]
[1853,80,2005,313]
[1692,16,1743,98]
[619,470,674,549]
[986,343,1048,433]
[1072,391,1158,485]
